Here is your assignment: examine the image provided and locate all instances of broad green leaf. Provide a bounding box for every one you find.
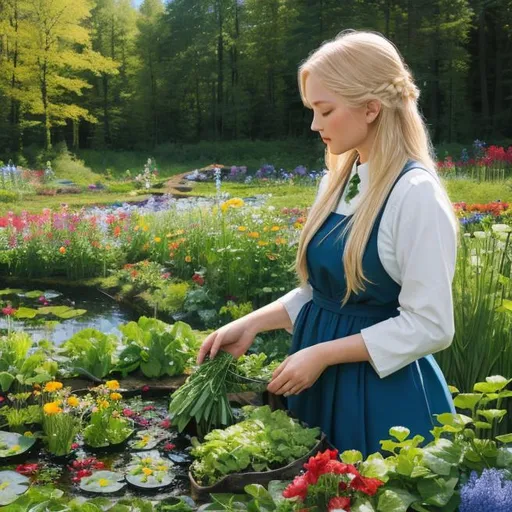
[478,409,507,422]
[0,372,14,392]
[352,498,375,512]
[474,376,511,393]
[377,488,418,512]
[0,471,30,505]
[474,421,492,430]
[23,291,45,299]
[0,432,36,458]
[79,471,126,493]
[453,393,481,411]
[389,426,410,442]
[496,433,512,443]
[448,385,459,394]
[417,476,458,507]
[14,307,38,319]
[0,289,22,296]
[341,449,363,464]
[422,439,462,476]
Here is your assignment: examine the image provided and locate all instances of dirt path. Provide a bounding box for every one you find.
[165,163,226,196]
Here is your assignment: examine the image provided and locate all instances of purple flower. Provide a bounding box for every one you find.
[460,469,512,512]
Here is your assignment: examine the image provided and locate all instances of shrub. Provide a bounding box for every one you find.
[0,190,17,202]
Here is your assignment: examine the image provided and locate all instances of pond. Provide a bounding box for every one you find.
[0,285,137,345]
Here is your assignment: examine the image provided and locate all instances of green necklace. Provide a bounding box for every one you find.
[344,169,361,203]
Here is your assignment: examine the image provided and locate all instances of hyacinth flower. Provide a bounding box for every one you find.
[460,468,512,512]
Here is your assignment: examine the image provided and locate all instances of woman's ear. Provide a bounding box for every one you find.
[365,99,382,124]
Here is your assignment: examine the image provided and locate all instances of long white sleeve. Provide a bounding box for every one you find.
[277,173,329,332]
[360,171,457,378]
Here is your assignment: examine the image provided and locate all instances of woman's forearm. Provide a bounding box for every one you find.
[318,333,371,365]
[243,300,293,334]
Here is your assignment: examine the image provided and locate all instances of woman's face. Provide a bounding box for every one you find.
[305,74,379,159]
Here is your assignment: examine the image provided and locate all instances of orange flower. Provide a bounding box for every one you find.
[271,226,280,232]
[67,396,80,407]
[59,246,66,255]
[258,241,269,247]
[113,226,122,237]
[247,232,260,239]
[154,237,161,243]
[275,237,287,245]
[105,380,120,390]
[110,392,122,401]
[43,402,62,415]
[43,381,63,393]
[238,226,247,232]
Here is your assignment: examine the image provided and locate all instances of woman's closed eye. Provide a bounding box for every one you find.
[322,110,333,117]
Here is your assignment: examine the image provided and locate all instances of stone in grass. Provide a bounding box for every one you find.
[0,432,36,458]
[126,450,175,489]
[79,470,126,494]
[0,471,30,505]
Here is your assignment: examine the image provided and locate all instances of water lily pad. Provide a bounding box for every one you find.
[14,307,38,319]
[79,470,126,494]
[0,289,22,297]
[37,305,87,319]
[0,470,30,505]
[126,450,174,489]
[0,432,36,458]
[23,290,46,299]
[128,428,170,450]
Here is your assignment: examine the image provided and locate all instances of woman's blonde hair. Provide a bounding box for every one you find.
[296,30,454,304]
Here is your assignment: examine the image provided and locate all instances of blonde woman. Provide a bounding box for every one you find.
[198,30,457,455]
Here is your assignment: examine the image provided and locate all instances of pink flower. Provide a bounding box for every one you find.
[123,408,135,417]
[2,305,17,316]
[16,463,39,476]
[141,385,150,393]
[160,418,171,429]
[163,442,176,452]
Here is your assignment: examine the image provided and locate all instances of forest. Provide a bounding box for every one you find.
[0,0,510,158]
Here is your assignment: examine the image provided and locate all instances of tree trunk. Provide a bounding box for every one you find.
[216,0,224,139]
[493,24,503,134]
[478,8,489,125]
[103,73,111,146]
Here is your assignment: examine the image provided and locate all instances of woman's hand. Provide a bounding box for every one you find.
[196,317,259,364]
[267,345,328,397]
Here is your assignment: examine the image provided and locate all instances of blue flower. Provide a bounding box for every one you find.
[460,469,512,512]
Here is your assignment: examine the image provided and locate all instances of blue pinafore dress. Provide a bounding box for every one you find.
[287,160,454,456]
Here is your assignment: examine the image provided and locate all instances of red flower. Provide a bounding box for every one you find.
[72,469,92,482]
[192,273,205,286]
[2,305,17,316]
[163,442,176,452]
[349,475,384,496]
[160,418,171,429]
[282,473,310,501]
[303,449,345,484]
[143,405,156,411]
[141,385,150,393]
[123,408,135,417]
[16,463,39,476]
[71,442,79,450]
[328,496,351,511]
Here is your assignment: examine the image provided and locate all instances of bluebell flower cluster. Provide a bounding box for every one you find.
[460,468,512,512]
[459,213,486,226]
[473,139,487,159]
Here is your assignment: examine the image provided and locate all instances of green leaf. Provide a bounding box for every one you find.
[0,289,22,297]
[448,385,459,394]
[421,439,462,476]
[389,426,410,442]
[55,308,87,319]
[0,432,36,458]
[14,307,38,319]
[23,291,45,299]
[417,476,458,507]
[79,471,126,493]
[377,488,418,512]
[453,393,481,411]
[477,409,507,422]
[341,449,363,464]
[473,376,511,394]
[0,471,30,505]
[496,433,512,443]
[474,421,492,429]
[0,372,14,392]
[352,498,375,512]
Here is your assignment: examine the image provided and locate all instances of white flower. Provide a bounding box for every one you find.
[473,231,488,239]
[491,224,511,233]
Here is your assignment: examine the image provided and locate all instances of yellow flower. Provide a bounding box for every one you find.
[43,381,63,393]
[105,380,120,390]
[142,468,153,476]
[294,222,303,230]
[98,399,109,410]
[275,237,287,245]
[134,225,140,231]
[185,255,192,263]
[142,225,149,232]
[271,226,280,232]
[154,236,161,243]
[175,229,185,236]
[258,241,269,247]
[143,243,149,251]
[220,197,245,213]
[67,396,80,407]
[263,227,269,232]
[23,431,33,438]
[247,232,260,239]
[98,479,109,487]
[11,445,21,452]
[43,402,62,415]
[156,465,167,471]
[237,226,247,232]
[110,392,122,401]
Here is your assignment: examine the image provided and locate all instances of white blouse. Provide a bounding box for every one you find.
[277,160,458,379]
